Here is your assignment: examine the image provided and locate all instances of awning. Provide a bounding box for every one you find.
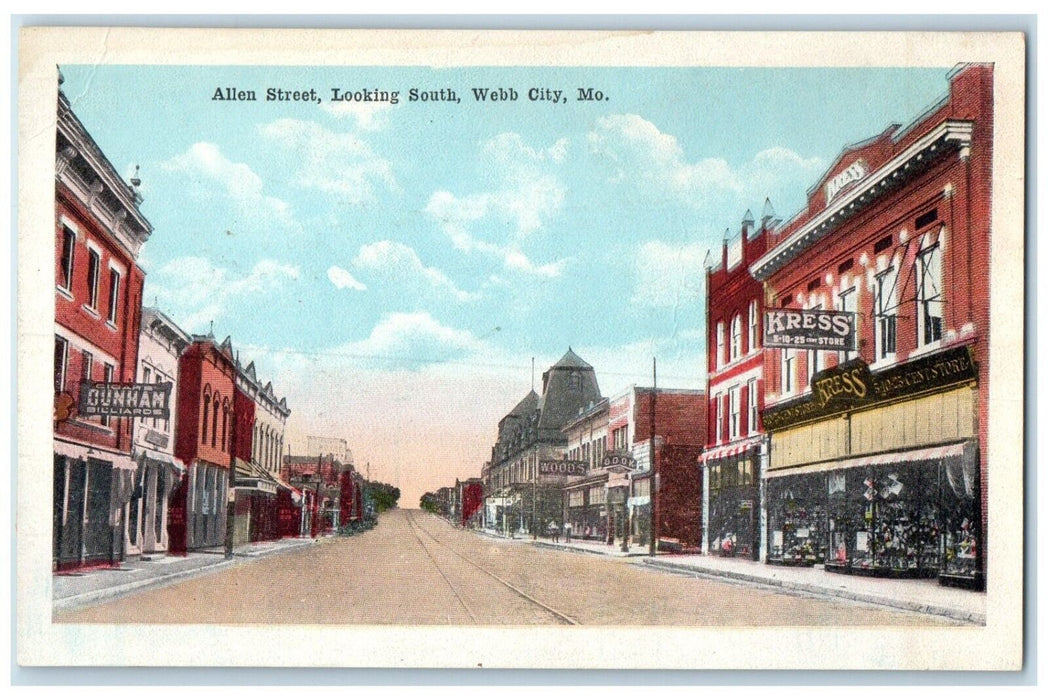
[234,458,280,495]
[54,439,137,471]
[134,446,186,475]
[627,495,650,507]
[701,436,763,465]
[767,441,969,478]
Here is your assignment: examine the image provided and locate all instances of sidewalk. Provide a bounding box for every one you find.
[53,536,320,612]
[641,554,986,625]
[532,537,651,558]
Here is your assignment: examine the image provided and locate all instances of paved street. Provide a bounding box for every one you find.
[56,509,961,626]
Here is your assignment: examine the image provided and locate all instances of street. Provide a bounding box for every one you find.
[56,509,960,626]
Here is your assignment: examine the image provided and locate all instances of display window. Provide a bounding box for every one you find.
[767,472,827,565]
[707,455,759,559]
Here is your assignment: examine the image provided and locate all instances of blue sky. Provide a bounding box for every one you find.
[60,64,950,501]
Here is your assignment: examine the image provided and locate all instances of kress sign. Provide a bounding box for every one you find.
[764,309,856,351]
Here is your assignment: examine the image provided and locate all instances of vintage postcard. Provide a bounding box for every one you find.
[16,28,1025,669]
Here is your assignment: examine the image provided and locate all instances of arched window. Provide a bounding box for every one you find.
[211,395,220,448]
[730,315,742,361]
[221,399,229,452]
[201,387,211,445]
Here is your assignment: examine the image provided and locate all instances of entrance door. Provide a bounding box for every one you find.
[83,458,114,565]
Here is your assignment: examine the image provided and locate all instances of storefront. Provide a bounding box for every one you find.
[52,442,137,570]
[563,476,608,541]
[124,448,184,556]
[705,444,761,560]
[169,459,229,552]
[763,345,983,588]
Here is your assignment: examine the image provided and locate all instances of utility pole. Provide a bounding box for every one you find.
[649,357,657,557]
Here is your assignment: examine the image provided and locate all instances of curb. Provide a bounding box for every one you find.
[639,558,985,625]
[531,541,647,558]
[53,539,320,612]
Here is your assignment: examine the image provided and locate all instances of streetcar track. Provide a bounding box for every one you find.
[407,511,580,626]
[404,511,479,624]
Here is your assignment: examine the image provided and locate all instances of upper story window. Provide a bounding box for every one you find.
[730,315,743,362]
[807,304,824,379]
[782,349,796,395]
[714,393,724,443]
[715,322,726,368]
[729,385,741,439]
[86,249,101,310]
[59,227,75,291]
[101,363,114,426]
[747,378,759,434]
[916,243,943,346]
[569,371,581,390]
[837,287,858,362]
[54,336,68,393]
[748,300,759,353]
[107,269,121,324]
[201,390,211,445]
[874,268,898,361]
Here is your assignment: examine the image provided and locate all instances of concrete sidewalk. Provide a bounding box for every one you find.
[53,536,320,612]
[532,538,651,558]
[641,554,986,625]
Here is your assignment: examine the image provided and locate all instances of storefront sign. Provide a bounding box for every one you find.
[601,453,636,469]
[78,381,172,419]
[762,345,976,431]
[144,428,169,448]
[825,159,869,202]
[538,459,588,476]
[764,309,856,351]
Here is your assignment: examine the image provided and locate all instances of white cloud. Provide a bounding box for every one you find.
[344,312,480,369]
[353,241,477,302]
[327,265,367,291]
[145,256,299,331]
[259,119,396,204]
[161,142,300,233]
[424,133,568,278]
[320,100,394,131]
[587,114,825,212]
[631,241,708,309]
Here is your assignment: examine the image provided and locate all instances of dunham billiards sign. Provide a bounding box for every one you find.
[78,381,173,419]
[763,309,856,351]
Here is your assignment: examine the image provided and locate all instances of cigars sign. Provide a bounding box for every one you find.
[762,346,976,431]
[78,381,173,419]
[764,309,856,351]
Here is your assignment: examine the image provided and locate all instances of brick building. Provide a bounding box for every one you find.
[607,386,706,550]
[53,80,150,570]
[170,335,237,552]
[702,204,775,559]
[284,453,355,535]
[561,398,610,541]
[751,64,992,589]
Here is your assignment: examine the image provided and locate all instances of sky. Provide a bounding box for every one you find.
[59,64,951,505]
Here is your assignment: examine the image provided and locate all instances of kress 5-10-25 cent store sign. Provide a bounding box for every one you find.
[763,309,856,351]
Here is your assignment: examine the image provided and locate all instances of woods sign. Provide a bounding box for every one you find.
[764,309,856,351]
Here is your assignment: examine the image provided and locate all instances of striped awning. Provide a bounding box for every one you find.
[701,436,763,465]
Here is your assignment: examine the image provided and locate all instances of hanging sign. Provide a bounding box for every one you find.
[78,381,173,419]
[764,309,856,351]
[538,460,588,476]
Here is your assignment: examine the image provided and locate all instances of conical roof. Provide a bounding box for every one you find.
[508,389,539,417]
[551,347,593,370]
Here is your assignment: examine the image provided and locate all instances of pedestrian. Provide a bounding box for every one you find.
[565,521,572,542]
[547,519,559,542]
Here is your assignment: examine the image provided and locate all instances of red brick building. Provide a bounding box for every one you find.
[53,81,150,570]
[702,204,775,559]
[607,386,706,550]
[284,453,356,534]
[170,335,237,552]
[752,64,992,588]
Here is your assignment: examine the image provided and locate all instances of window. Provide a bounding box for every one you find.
[748,300,759,353]
[729,386,741,439]
[211,398,219,448]
[59,227,75,290]
[201,393,210,445]
[730,315,742,361]
[107,269,121,324]
[747,378,759,434]
[916,244,943,346]
[807,305,823,379]
[143,366,151,384]
[54,336,68,392]
[837,287,857,362]
[101,363,114,426]
[782,350,796,394]
[569,372,581,390]
[716,322,726,368]
[221,403,229,452]
[86,249,100,309]
[874,269,897,360]
[714,393,724,443]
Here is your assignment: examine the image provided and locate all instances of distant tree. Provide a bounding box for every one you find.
[365,480,401,513]
[419,492,441,514]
